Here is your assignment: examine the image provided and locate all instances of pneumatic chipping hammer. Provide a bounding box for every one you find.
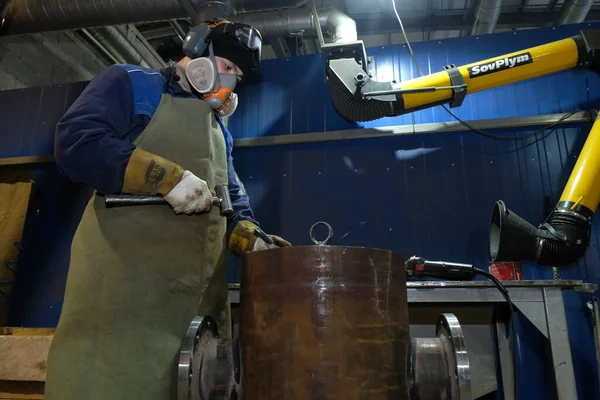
[104,183,234,217]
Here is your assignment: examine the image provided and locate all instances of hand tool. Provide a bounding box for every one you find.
[405,256,476,281]
[104,183,233,217]
[253,226,276,246]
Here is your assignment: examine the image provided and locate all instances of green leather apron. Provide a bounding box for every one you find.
[45,94,231,400]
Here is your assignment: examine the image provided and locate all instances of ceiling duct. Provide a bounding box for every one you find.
[86,26,153,68]
[556,0,593,25]
[2,0,194,34]
[229,7,357,43]
[0,0,305,35]
[471,0,503,35]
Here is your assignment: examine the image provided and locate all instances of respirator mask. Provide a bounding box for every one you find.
[182,20,262,118]
[185,42,238,118]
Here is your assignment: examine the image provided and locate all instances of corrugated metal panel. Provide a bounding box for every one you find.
[0,83,87,158]
[230,125,587,277]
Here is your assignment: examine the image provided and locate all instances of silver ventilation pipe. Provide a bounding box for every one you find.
[471,0,503,35]
[86,26,152,68]
[229,7,357,43]
[556,0,593,25]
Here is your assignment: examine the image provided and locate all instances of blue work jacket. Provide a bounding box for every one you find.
[54,63,256,237]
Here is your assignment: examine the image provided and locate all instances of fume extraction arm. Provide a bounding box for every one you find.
[323,30,600,266]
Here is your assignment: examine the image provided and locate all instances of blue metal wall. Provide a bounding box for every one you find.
[228,123,598,399]
[2,22,600,398]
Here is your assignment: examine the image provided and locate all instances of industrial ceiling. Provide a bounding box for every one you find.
[133,0,600,61]
[2,0,599,67]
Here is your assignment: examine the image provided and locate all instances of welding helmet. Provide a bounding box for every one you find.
[182,20,262,117]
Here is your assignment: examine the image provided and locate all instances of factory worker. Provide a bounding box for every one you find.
[44,20,290,400]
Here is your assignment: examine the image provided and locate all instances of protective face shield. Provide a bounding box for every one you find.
[182,20,262,117]
[183,21,263,76]
[185,42,239,118]
[212,22,263,74]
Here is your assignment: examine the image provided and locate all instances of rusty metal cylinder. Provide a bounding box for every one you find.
[240,245,410,399]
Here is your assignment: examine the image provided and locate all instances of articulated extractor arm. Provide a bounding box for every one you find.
[324,31,600,266]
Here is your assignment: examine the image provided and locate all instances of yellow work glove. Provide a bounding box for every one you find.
[122,148,184,195]
[228,221,291,256]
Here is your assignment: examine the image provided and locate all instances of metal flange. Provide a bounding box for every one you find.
[436,313,472,400]
[177,316,219,400]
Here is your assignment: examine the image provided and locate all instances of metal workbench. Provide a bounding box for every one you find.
[229,280,596,399]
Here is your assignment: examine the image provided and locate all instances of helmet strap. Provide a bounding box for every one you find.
[208,40,221,87]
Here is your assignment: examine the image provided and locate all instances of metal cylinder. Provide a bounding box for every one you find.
[556,0,593,26]
[408,314,472,400]
[240,245,410,399]
[409,338,452,399]
[470,0,502,36]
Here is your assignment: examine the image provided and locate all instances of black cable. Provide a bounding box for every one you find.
[475,268,519,400]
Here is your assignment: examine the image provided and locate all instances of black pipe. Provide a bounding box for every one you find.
[2,0,195,34]
[489,200,592,266]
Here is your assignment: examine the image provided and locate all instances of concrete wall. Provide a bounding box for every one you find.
[0,31,108,91]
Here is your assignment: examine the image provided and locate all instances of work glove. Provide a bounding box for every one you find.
[121,149,212,215]
[122,148,185,195]
[164,171,212,215]
[228,221,291,256]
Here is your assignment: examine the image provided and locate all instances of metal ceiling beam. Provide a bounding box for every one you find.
[85,26,154,68]
[271,37,292,58]
[140,26,182,41]
[169,20,186,42]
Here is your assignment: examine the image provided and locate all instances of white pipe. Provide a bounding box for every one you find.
[229,7,357,43]
[471,0,503,35]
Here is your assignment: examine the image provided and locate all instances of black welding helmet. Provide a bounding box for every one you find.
[183,20,263,78]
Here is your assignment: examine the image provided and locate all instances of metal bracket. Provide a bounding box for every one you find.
[322,40,369,82]
[514,301,549,338]
[367,56,375,79]
[443,64,467,108]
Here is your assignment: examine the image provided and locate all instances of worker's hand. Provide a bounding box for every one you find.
[251,234,292,252]
[164,170,212,215]
[228,221,292,256]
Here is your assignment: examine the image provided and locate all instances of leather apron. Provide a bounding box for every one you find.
[45,94,230,400]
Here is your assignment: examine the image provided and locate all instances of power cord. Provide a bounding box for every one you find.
[390,0,580,141]
[391,0,521,395]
